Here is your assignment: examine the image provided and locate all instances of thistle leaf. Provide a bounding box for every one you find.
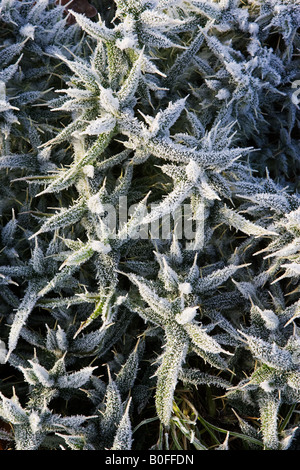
[111,398,133,450]
[259,395,280,450]
[184,323,231,355]
[30,199,87,238]
[70,11,116,41]
[155,328,188,427]
[117,49,144,108]
[100,375,122,441]
[220,206,278,237]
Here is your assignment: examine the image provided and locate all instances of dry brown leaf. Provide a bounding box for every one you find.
[55,1,97,24]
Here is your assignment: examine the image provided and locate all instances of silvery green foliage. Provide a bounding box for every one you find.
[0,0,300,451]
[0,388,90,450]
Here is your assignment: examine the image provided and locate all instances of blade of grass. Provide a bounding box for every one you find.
[197,415,264,448]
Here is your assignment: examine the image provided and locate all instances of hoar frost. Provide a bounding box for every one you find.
[0,0,299,452]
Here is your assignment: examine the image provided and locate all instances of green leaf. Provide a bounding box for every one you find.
[117,49,144,108]
[111,398,133,450]
[29,199,86,238]
[155,325,188,427]
[100,375,122,441]
[37,131,114,196]
[220,206,278,237]
[184,323,231,355]
[70,11,116,41]
[115,340,143,395]
[259,394,280,450]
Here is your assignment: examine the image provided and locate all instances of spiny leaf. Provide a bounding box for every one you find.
[155,327,188,427]
[111,398,133,450]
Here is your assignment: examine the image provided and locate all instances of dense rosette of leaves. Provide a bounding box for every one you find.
[0,0,299,451]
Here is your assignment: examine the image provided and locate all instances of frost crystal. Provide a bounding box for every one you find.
[178,282,192,295]
[19,24,35,40]
[175,306,198,325]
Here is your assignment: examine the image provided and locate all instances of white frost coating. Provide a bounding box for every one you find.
[20,23,35,40]
[292,351,300,365]
[175,306,198,325]
[216,88,230,100]
[87,194,105,214]
[0,80,6,99]
[259,309,279,331]
[185,159,201,182]
[116,295,127,306]
[248,22,259,35]
[90,240,111,254]
[83,165,94,178]
[81,115,116,136]
[29,360,54,387]
[100,88,120,114]
[178,282,192,295]
[0,340,7,364]
[260,380,274,393]
[116,36,137,50]
[29,410,41,433]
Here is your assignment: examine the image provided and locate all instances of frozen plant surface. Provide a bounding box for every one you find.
[0,0,300,450]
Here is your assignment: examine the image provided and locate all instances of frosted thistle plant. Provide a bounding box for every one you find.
[0,0,300,451]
